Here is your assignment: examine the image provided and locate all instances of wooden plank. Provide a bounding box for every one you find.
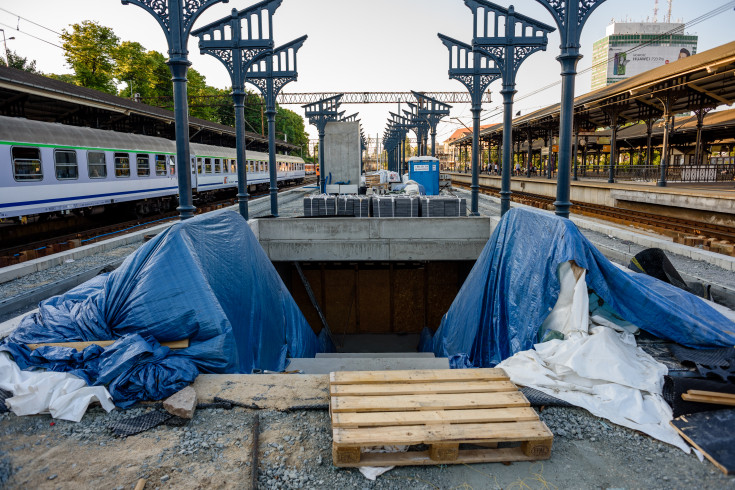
[333,444,552,467]
[671,411,735,475]
[331,391,528,413]
[329,368,509,385]
[682,393,735,406]
[330,380,517,396]
[27,339,190,351]
[332,407,539,428]
[333,420,552,446]
[687,391,735,401]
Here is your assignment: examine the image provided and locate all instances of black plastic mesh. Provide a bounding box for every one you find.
[108,410,172,437]
[0,388,11,413]
[663,376,735,418]
[669,345,735,367]
[520,387,573,407]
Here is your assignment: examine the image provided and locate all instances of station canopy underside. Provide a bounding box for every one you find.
[453,41,735,147]
[0,67,298,153]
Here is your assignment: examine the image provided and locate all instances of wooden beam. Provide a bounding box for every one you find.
[27,339,190,351]
[687,81,733,105]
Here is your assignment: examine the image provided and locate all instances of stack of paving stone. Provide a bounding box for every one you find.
[336,195,370,217]
[420,196,467,217]
[303,195,337,216]
[371,196,420,217]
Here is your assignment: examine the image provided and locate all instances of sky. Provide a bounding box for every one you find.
[1,0,734,150]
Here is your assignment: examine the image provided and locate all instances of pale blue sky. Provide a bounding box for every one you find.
[1,0,733,145]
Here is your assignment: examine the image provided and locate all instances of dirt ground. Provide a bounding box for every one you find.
[2,399,734,490]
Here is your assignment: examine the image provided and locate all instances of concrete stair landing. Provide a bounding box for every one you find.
[287,353,450,374]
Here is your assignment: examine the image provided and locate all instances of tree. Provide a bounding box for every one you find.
[0,50,39,73]
[60,21,119,93]
[113,41,154,99]
[276,106,309,155]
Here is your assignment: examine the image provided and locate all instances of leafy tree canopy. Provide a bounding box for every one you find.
[60,20,119,94]
[0,50,39,73]
[52,21,310,155]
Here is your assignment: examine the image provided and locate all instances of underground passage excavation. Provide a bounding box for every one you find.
[274,260,475,353]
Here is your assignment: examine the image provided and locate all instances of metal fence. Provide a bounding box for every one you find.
[578,164,735,182]
[447,164,735,183]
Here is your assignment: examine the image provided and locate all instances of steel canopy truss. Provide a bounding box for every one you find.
[303,94,344,192]
[438,33,501,216]
[465,0,553,215]
[192,0,282,220]
[277,91,491,105]
[121,0,230,220]
[247,35,308,216]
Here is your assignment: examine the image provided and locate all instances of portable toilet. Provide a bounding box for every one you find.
[408,156,440,195]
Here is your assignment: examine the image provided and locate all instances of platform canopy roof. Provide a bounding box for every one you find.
[453,41,735,145]
[0,66,299,152]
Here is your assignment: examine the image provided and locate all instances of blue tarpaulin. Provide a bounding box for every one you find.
[421,208,735,367]
[2,211,326,407]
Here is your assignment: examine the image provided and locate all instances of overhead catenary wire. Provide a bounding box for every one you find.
[0,7,63,36]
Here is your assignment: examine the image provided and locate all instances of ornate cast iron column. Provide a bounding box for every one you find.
[192,0,282,220]
[248,36,308,215]
[534,0,608,218]
[438,34,501,215]
[122,0,230,219]
[465,1,553,216]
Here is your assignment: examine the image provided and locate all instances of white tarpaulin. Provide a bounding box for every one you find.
[498,262,691,452]
[0,352,115,422]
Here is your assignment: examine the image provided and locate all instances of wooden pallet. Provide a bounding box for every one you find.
[329,368,553,467]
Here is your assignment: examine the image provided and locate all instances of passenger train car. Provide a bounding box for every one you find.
[0,116,305,220]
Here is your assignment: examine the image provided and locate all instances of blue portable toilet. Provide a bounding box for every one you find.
[408,156,440,195]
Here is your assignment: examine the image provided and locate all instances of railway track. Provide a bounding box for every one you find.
[453,181,735,257]
[0,177,316,267]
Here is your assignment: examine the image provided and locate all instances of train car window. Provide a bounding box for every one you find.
[230,160,236,173]
[155,155,167,176]
[169,156,176,175]
[54,149,78,180]
[197,158,203,174]
[115,152,130,178]
[137,155,150,177]
[214,158,221,173]
[12,146,43,182]
[205,158,212,173]
[88,152,107,179]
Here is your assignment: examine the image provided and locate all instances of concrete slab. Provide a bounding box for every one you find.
[256,217,492,261]
[285,357,450,374]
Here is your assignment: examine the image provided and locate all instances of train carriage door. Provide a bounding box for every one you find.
[191,157,198,188]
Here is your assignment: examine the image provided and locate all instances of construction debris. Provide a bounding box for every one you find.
[163,386,197,419]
